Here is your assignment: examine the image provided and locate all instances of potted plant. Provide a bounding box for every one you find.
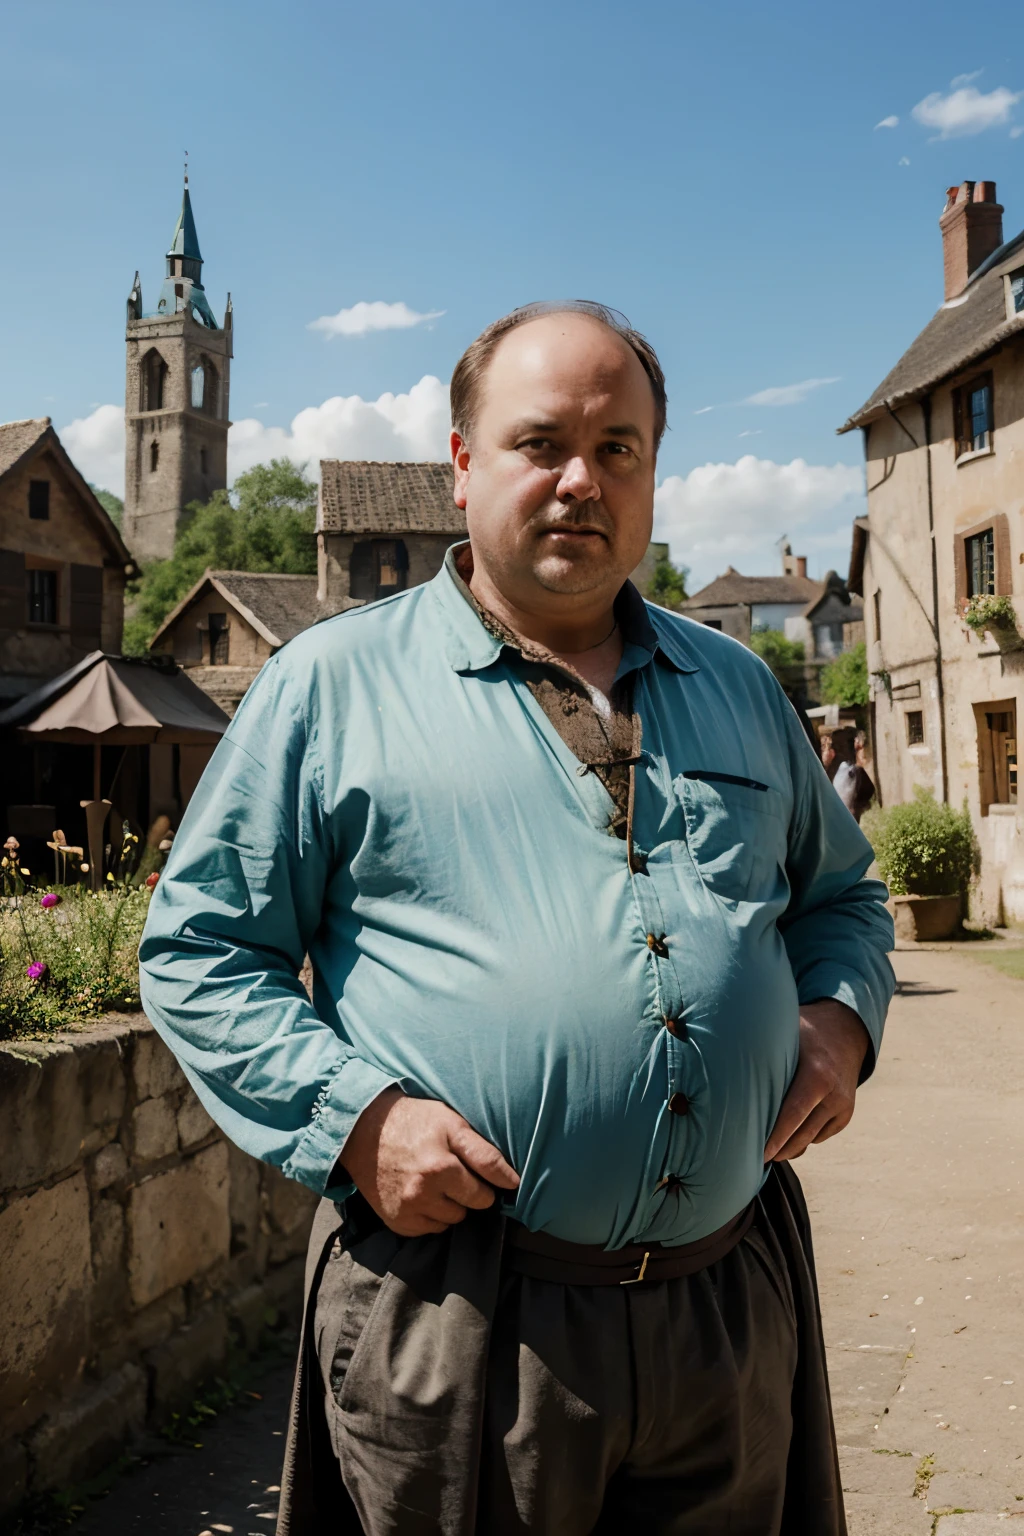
[961,594,1024,653]
[862,788,978,942]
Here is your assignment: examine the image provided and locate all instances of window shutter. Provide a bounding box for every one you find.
[0,549,26,629]
[70,564,104,648]
[952,387,964,457]
[994,512,1012,596]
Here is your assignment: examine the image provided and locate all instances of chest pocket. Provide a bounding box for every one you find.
[674,771,788,902]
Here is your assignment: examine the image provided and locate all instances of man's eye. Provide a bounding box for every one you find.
[519,438,555,451]
[602,442,632,456]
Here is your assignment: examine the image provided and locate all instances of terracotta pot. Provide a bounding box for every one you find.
[891,893,962,942]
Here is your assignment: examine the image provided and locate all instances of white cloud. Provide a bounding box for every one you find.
[60,404,125,495]
[309,300,445,339]
[951,70,983,88]
[912,85,1022,139]
[899,156,911,166]
[743,376,841,408]
[58,376,452,500]
[228,375,451,478]
[1012,126,1024,139]
[693,405,714,415]
[875,115,899,129]
[654,456,864,589]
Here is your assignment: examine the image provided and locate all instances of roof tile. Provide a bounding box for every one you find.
[318,460,464,535]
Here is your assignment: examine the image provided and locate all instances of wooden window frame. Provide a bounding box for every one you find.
[954,512,1011,611]
[905,710,925,746]
[973,698,1018,813]
[952,371,994,460]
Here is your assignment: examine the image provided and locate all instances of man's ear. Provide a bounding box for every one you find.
[451,430,470,511]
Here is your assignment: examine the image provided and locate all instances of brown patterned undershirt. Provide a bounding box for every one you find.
[452,547,641,839]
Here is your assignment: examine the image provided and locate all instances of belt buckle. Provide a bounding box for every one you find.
[620,1250,651,1286]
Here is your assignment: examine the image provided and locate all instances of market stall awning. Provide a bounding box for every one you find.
[0,652,230,744]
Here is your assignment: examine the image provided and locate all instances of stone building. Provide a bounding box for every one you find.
[124,183,232,564]
[0,417,133,705]
[317,460,465,607]
[681,544,861,660]
[840,178,1024,921]
[149,570,327,715]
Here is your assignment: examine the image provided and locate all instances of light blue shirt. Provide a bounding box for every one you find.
[139,548,894,1249]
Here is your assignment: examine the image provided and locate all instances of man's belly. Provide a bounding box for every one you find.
[316,912,801,1251]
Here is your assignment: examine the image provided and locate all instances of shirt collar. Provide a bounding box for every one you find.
[430,542,700,676]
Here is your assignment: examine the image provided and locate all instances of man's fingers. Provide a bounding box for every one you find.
[438,1155,498,1211]
[770,1103,833,1163]
[447,1120,520,1191]
[764,1067,827,1161]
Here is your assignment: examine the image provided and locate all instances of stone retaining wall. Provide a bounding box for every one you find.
[0,1015,318,1514]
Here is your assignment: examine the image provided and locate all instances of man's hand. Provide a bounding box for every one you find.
[340,1088,520,1237]
[765,1000,870,1163]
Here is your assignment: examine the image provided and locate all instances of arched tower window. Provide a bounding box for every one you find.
[150,441,160,473]
[192,357,220,417]
[143,349,168,411]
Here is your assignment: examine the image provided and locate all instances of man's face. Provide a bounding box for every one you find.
[451,313,657,609]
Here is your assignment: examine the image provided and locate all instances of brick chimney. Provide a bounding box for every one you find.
[940,180,1004,301]
[781,545,808,579]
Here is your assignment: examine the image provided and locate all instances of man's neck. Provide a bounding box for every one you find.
[463,549,622,659]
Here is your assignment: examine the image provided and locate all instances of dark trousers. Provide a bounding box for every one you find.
[278,1166,845,1536]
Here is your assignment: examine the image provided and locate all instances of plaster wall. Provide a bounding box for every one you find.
[862,348,1024,921]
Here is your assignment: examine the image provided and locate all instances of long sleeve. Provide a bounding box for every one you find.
[138,652,397,1196]
[775,695,896,1077]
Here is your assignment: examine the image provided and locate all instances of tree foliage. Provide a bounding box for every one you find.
[861,787,977,897]
[749,627,805,675]
[820,641,868,706]
[645,554,689,610]
[122,459,317,655]
[90,484,124,530]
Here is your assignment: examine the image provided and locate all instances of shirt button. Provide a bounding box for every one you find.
[668,1092,690,1117]
[664,1016,686,1039]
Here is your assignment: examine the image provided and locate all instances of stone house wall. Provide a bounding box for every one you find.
[0,447,126,699]
[860,334,1024,922]
[158,586,273,670]
[317,530,455,607]
[0,1015,317,1515]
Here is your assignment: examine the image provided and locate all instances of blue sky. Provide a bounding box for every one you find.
[3,0,1023,587]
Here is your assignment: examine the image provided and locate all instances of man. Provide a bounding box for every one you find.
[140,300,894,1535]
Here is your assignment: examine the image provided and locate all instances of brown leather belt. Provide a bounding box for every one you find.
[503,1202,756,1286]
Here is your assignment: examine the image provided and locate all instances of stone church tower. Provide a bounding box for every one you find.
[123,182,232,562]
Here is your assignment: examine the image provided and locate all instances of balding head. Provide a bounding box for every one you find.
[449,303,661,628]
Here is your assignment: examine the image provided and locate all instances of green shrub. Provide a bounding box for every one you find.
[645,554,689,610]
[820,641,868,706]
[750,628,805,675]
[861,788,977,897]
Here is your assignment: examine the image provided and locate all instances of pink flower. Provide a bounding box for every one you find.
[26,961,47,981]
[40,892,61,910]
[146,871,160,889]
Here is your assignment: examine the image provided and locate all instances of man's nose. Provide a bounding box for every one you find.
[556,455,601,503]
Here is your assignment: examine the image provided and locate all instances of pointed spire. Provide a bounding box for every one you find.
[167,187,203,264]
